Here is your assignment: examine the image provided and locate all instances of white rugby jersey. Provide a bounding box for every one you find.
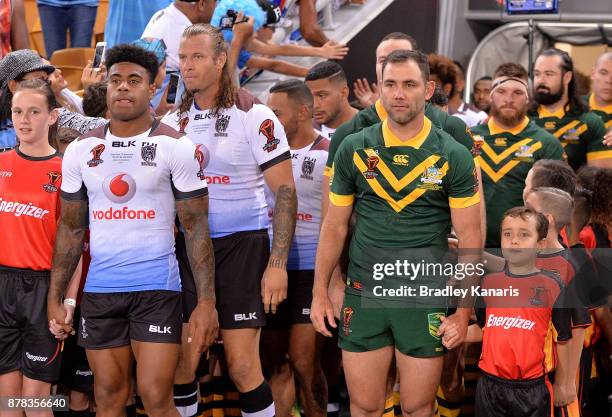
[162,102,291,238]
[61,120,208,293]
[266,135,328,270]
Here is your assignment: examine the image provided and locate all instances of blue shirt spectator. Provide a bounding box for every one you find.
[103,0,172,48]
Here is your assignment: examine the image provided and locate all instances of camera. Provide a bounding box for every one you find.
[220,9,239,29]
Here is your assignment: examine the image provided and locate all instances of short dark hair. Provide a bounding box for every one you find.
[502,206,549,241]
[83,81,108,118]
[493,62,528,81]
[305,60,347,84]
[475,75,492,83]
[104,44,159,84]
[382,49,429,83]
[269,79,313,107]
[535,48,587,114]
[380,32,418,51]
[429,84,448,107]
[453,60,465,77]
[572,187,593,233]
[577,165,600,192]
[531,159,577,196]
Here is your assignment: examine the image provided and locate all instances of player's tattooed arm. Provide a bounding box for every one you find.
[176,195,215,300]
[49,198,88,304]
[269,184,298,268]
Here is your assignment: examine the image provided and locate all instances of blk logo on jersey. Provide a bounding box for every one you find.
[87,144,105,167]
[112,141,136,148]
[194,144,210,180]
[43,171,61,193]
[102,173,137,203]
[141,142,157,167]
[260,119,280,153]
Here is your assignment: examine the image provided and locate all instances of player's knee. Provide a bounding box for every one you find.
[400,399,435,417]
[69,390,90,410]
[138,382,173,412]
[351,400,385,417]
[227,357,258,389]
[290,354,315,381]
[94,379,130,407]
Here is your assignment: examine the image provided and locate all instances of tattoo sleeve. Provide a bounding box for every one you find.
[176,195,215,301]
[49,198,88,304]
[269,184,297,269]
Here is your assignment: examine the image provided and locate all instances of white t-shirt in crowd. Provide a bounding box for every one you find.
[142,3,192,72]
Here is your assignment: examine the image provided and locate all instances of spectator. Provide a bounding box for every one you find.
[0,0,30,59]
[36,0,99,58]
[104,0,172,48]
[142,0,218,72]
[0,49,55,149]
[297,0,329,46]
[43,59,84,114]
[472,75,492,113]
[82,81,108,118]
[449,60,487,126]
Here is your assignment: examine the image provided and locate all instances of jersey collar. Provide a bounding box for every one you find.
[537,104,566,119]
[589,94,612,114]
[374,100,388,120]
[382,117,431,148]
[488,116,530,136]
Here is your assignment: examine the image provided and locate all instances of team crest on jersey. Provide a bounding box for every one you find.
[87,144,105,167]
[514,145,534,161]
[215,116,230,137]
[301,157,316,180]
[471,135,484,156]
[43,171,61,193]
[363,155,379,179]
[141,142,157,167]
[259,119,280,153]
[419,165,444,190]
[342,307,354,336]
[427,312,445,339]
[494,137,507,147]
[178,117,190,133]
[544,121,556,130]
[194,144,210,180]
[529,286,545,306]
[562,128,580,142]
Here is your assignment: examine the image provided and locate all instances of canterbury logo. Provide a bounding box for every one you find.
[393,154,409,166]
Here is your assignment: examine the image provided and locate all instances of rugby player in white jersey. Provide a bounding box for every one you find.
[47,44,217,417]
[162,24,297,417]
[263,79,329,417]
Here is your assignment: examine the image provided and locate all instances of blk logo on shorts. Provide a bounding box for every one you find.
[234,312,258,321]
[149,325,172,334]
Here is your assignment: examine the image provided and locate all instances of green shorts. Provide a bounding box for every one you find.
[338,291,447,357]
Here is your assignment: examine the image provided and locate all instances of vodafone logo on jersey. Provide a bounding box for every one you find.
[93,173,155,221]
[102,173,137,203]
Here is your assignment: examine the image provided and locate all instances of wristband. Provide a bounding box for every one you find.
[63,298,77,308]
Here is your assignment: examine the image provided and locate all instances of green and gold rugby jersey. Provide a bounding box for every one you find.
[471,117,564,247]
[325,100,475,176]
[330,117,479,295]
[588,94,612,131]
[530,105,609,170]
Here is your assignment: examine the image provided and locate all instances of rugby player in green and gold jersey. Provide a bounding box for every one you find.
[530,48,611,170]
[589,52,612,149]
[311,49,482,417]
[322,32,486,247]
[471,62,564,248]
